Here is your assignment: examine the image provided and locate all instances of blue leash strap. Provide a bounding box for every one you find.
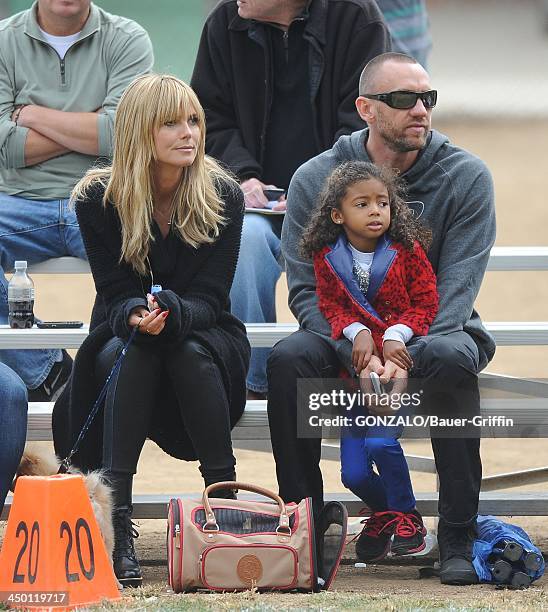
[58,326,138,473]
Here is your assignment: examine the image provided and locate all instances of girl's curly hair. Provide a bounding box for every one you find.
[300,161,432,258]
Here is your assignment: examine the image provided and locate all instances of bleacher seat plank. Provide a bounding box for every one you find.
[4,491,548,521]
[2,321,548,350]
[24,247,548,275]
[26,397,548,443]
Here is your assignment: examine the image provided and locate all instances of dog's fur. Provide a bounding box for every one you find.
[15,445,114,557]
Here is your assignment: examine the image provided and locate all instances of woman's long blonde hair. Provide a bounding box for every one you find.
[73,74,236,276]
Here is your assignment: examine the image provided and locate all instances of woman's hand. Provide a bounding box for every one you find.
[352,329,375,374]
[128,306,169,336]
[383,339,413,371]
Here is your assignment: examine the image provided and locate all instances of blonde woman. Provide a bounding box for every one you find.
[52,75,250,587]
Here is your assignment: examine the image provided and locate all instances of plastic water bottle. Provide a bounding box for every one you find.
[8,260,35,329]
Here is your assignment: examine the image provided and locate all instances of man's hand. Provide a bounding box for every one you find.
[352,329,375,374]
[271,193,287,212]
[358,354,384,391]
[11,105,27,125]
[380,359,408,394]
[383,339,413,371]
[241,178,284,209]
[359,358,408,415]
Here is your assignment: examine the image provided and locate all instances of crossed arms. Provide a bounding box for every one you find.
[12,105,100,166]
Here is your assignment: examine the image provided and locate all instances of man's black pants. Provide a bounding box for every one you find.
[267,330,484,525]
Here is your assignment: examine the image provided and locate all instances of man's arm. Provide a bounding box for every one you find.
[428,163,496,335]
[16,106,98,156]
[190,17,261,180]
[23,128,68,166]
[14,29,153,161]
[96,29,154,156]
[0,56,65,168]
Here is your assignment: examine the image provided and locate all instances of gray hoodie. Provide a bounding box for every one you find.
[282,128,496,372]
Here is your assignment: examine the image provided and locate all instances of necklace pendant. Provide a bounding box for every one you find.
[353,261,370,296]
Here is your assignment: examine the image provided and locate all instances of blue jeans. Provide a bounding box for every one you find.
[340,409,415,513]
[229,213,282,393]
[0,362,27,514]
[0,194,87,389]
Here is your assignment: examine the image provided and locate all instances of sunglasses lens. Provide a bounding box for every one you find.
[425,90,437,108]
[390,92,417,109]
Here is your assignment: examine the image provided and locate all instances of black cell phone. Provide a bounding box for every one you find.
[262,188,285,201]
[36,321,84,329]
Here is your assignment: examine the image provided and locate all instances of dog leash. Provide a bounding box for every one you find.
[58,326,138,474]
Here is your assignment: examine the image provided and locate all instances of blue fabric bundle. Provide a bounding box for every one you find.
[473,515,545,586]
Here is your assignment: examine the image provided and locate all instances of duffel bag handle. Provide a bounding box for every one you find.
[202,481,291,535]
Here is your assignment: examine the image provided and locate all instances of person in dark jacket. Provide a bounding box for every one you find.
[52,74,250,587]
[191,0,391,399]
[268,53,496,586]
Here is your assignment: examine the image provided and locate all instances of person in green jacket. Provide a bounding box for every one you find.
[0,0,153,401]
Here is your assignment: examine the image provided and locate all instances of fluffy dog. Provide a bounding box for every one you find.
[15,444,114,557]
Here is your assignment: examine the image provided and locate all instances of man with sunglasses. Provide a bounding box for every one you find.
[191,0,391,402]
[268,52,495,585]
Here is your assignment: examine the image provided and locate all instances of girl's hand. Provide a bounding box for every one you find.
[383,340,413,371]
[128,306,169,336]
[352,329,375,374]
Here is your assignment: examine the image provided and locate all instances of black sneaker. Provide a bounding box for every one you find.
[28,350,73,402]
[355,511,402,562]
[438,518,479,585]
[391,509,427,556]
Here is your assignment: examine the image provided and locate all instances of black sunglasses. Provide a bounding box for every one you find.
[363,90,437,110]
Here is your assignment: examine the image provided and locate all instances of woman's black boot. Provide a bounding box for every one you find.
[109,472,142,588]
[112,505,142,587]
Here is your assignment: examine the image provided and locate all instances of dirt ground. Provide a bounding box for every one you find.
[4,120,548,609]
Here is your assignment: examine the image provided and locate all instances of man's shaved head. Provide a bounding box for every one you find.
[359,52,419,96]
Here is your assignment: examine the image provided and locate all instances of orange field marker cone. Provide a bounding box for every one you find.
[0,474,121,610]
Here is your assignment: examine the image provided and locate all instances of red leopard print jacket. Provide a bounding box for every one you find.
[314,239,438,355]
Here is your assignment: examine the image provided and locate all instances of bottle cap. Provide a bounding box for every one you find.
[14,260,28,269]
[151,284,163,295]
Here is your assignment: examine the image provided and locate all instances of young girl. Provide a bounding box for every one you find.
[301,160,438,563]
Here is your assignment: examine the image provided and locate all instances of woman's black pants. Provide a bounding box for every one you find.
[95,336,236,503]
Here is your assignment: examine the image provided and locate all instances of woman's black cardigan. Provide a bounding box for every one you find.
[52,179,250,471]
